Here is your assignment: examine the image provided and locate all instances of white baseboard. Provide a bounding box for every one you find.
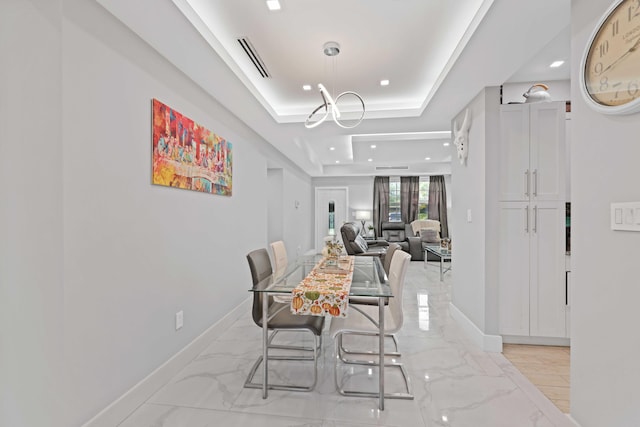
[566,415,581,426]
[449,302,503,352]
[81,298,251,427]
[502,335,570,346]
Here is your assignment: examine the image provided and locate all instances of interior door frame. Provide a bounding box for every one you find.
[314,187,349,253]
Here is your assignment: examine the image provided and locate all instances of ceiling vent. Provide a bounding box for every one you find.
[375,166,409,170]
[237,37,271,78]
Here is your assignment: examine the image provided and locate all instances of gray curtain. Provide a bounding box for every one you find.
[428,175,449,238]
[372,176,389,238]
[400,176,420,224]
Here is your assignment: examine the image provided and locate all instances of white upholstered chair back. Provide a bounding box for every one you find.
[410,219,441,237]
[387,250,411,332]
[270,240,288,277]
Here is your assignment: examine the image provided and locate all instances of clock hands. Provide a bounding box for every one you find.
[601,34,640,74]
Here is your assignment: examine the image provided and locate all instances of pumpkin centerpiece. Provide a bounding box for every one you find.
[322,238,343,266]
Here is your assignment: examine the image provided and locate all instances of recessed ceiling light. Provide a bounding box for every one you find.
[302,84,312,91]
[380,79,389,86]
[425,157,431,160]
[370,145,376,149]
[335,160,340,164]
[550,60,564,68]
[329,146,335,151]
[368,158,373,162]
[266,0,281,11]
[443,142,450,147]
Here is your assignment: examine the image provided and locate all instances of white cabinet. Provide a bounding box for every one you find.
[498,102,568,340]
[498,202,530,336]
[499,102,566,202]
[498,201,567,338]
[529,201,567,337]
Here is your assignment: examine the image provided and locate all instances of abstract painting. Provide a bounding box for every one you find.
[152,99,232,196]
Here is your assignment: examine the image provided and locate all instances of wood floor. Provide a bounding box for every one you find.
[502,344,570,413]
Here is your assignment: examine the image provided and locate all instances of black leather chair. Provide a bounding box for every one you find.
[380,222,424,261]
[340,222,388,257]
[380,222,409,252]
[244,248,325,392]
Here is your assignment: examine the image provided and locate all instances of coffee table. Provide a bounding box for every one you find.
[424,245,451,281]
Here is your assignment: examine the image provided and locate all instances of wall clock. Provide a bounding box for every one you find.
[580,0,640,114]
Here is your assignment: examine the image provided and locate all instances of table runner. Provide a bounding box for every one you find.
[290,256,355,317]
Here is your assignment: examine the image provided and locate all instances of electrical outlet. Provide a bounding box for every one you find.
[175,310,184,330]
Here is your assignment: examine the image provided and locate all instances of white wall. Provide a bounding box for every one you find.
[267,169,284,244]
[62,4,267,423]
[450,87,501,335]
[313,176,374,227]
[2,1,313,426]
[0,1,65,426]
[281,169,314,258]
[570,1,640,425]
[267,167,313,259]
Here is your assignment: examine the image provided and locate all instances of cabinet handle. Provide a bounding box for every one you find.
[565,271,569,306]
[533,206,538,233]
[524,170,530,197]
[533,169,538,197]
[525,206,529,233]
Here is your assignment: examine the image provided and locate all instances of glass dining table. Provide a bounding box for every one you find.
[249,254,393,410]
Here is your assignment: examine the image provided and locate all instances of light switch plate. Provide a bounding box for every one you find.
[611,202,640,231]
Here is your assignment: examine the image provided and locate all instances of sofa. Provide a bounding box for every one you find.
[379,220,443,261]
[340,222,388,258]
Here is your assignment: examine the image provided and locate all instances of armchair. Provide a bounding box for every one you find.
[407,219,443,261]
[340,222,388,257]
[379,222,409,252]
[380,222,424,261]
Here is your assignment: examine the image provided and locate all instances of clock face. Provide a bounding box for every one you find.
[584,0,640,110]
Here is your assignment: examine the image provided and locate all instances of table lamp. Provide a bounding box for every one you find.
[354,210,371,236]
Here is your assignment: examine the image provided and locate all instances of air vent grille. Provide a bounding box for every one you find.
[375,166,409,170]
[237,37,271,78]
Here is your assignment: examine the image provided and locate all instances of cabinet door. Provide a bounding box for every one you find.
[498,202,530,336]
[529,102,566,202]
[499,104,530,201]
[529,201,567,337]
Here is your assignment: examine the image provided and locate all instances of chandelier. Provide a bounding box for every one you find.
[304,42,366,129]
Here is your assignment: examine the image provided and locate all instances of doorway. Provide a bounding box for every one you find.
[314,187,348,253]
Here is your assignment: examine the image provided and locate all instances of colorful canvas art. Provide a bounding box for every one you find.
[152,99,232,196]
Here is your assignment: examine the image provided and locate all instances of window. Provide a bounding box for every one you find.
[388,178,401,221]
[418,178,429,220]
[387,177,430,221]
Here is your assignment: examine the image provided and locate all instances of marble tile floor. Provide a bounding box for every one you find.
[502,344,571,414]
[120,261,576,427]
